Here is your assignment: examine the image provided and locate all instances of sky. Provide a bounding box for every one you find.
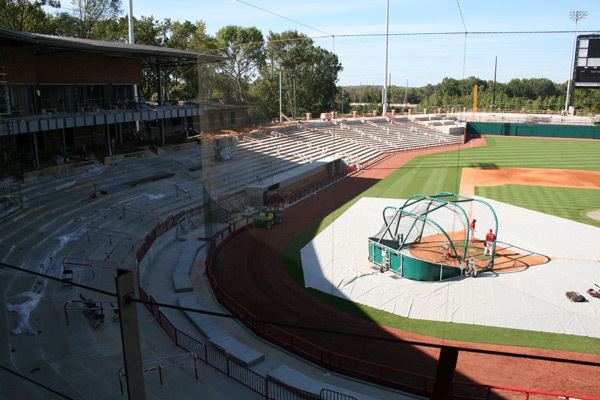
[125,1,599,87]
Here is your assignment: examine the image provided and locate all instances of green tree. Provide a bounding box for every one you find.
[69,0,122,39]
[215,25,264,101]
[0,0,59,33]
[265,30,312,119]
[297,46,341,114]
[254,30,341,120]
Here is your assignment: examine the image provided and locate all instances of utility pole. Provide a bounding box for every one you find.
[359,82,362,104]
[472,85,478,121]
[388,73,392,108]
[279,70,282,123]
[491,56,497,110]
[403,79,408,113]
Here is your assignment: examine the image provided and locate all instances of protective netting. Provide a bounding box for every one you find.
[370,196,470,249]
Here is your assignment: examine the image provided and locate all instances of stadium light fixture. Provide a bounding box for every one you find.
[564,10,587,114]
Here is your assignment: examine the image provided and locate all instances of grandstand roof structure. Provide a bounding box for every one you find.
[0,27,226,65]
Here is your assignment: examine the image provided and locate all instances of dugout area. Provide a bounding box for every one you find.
[368,192,498,281]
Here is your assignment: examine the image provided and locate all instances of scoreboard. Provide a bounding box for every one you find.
[574,35,600,88]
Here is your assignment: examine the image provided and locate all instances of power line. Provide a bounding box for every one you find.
[234,0,333,38]
[455,0,468,32]
[3,261,599,369]
[199,28,600,58]
[455,0,469,82]
[0,262,117,298]
[311,29,600,39]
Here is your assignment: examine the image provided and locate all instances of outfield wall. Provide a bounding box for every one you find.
[467,122,600,139]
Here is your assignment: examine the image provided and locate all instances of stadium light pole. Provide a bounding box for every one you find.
[382,0,390,116]
[564,10,587,115]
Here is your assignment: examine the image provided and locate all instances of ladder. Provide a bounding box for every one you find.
[381,252,390,272]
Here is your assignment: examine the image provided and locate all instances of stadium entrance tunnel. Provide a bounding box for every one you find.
[368,192,498,281]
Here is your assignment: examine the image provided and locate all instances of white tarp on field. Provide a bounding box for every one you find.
[301,197,600,338]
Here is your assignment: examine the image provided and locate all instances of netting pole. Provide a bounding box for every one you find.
[430,346,458,400]
[116,269,146,400]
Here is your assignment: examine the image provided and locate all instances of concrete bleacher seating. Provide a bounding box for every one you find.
[267,365,378,400]
[200,117,462,211]
[172,241,204,293]
[0,116,466,397]
[0,145,217,399]
[178,294,265,368]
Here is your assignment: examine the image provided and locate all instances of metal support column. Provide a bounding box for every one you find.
[116,269,146,400]
[156,61,164,147]
[61,128,67,156]
[159,119,164,147]
[430,346,459,399]
[32,132,40,169]
[105,124,112,156]
[157,62,162,107]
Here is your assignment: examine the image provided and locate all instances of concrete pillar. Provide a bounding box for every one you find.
[306,112,311,120]
[424,108,427,114]
[451,107,455,113]
[352,111,357,118]
[463,107,467,113]
[438,107,442,114]
[408,109,412,115]
[372,110,378,116]
[391,109,396,116]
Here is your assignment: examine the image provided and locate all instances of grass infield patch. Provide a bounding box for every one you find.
[477,184,600,228]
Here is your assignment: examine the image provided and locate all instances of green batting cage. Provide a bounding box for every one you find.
[368,192,498,281]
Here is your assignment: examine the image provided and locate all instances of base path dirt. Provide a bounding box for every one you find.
[211,139,600,397]
[459,167,600,197]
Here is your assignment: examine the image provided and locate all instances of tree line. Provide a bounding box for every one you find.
[2,1,600,122]
[341,77,600,115]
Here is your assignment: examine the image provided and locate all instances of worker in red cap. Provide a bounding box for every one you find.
[484,229,496,256]
[469,219,476,242]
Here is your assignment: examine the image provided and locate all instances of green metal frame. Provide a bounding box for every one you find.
[371,192,499,279]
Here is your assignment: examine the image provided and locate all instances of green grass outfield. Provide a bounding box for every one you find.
[283,136,600,354]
